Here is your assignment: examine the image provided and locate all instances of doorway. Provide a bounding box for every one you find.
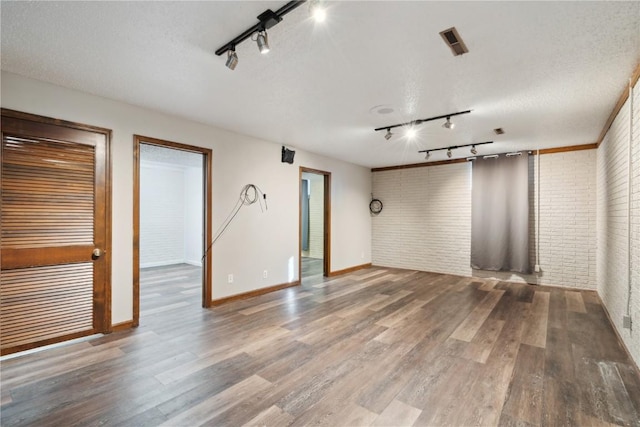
[299,167,331,280]
[133,135,212,327]
[0,109,111,355]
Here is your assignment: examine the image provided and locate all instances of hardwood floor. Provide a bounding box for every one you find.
[302,257,324,278]
[140,264,202,319]
[1,266,639,426]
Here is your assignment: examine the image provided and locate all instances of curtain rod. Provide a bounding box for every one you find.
[466,150,532,161]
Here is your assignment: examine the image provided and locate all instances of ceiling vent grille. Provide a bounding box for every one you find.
[439,27,469,56]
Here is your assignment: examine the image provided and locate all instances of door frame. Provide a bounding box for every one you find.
[299,167,331,278]
[0,108,112,354]
[133,135,213,327]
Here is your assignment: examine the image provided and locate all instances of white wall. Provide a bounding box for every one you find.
[140,163,186,267]
[184,166,203,266]
[597,80,639,366]
[0,71,372,324]
[372,149,597,290]
[139,162,203,268]
[302,172,324,259]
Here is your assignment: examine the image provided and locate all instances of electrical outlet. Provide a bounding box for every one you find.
[227,274,233,284]
[361,252,365,259]
[263,270,268,279]
[534,264,541,273]
[623,315,632,329]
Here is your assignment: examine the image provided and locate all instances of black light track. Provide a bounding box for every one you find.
[374,109,471,132]
[215,1,306,56]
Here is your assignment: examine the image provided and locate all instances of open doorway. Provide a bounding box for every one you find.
[133,135,212,327]
[299,167,331,281]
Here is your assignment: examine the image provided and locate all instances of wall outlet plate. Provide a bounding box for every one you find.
[534,264,541,273]
[263,270,268,279]
[228,274,233,284]
[623,315,632,329]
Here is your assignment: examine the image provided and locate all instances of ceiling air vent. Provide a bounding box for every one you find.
[439,27,469,56]
[494,128,505,135]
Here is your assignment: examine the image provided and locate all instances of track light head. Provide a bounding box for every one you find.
[442,117,455,130]
[470,145,477,155]
[425,151,431,160]
[384,129,393,141]
[309,0,327,22]
[225,49,238,70]
[447,148,453,158]
[257,31,270,54]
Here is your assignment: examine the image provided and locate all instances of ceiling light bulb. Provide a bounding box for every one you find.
[425,151,431,160]
[406,127,417,139]
[443,117,455,129]
[384,129,393,140]
[257,31,270,54]
[310,0,327,22]
[225,49,238,70]
[447,148,453,158]
[470,145,477,155]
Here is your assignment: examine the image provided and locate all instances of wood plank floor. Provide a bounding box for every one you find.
[302,257,323,278]
[1,266,639,426]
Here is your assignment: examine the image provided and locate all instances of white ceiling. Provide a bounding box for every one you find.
[2,1,639,168]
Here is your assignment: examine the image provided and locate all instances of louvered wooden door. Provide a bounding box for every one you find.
[0,110,111,355]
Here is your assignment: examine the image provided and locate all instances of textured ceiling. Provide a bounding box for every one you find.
[2,1,639,168]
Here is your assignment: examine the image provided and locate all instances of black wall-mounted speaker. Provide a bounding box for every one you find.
[282,146,295,164]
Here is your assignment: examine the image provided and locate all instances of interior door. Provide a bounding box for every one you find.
[0,110,111,355]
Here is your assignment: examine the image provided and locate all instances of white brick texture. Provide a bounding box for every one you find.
[308,175,325,259]
[372,150,597,290]
[140,164,186,267]
[597,81,640,367]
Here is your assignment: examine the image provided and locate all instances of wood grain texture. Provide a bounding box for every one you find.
[1,265,639,426]
[1,110,111,355]
[299,167,331,279]
[132,134,213,324]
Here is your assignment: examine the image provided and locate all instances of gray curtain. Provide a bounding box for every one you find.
[471,153,530,274]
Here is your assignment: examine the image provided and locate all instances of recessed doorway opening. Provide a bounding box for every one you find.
[299,167,331,282]
[133,136,212,327]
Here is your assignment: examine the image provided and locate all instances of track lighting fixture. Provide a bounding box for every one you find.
[384,129,393,140]
[309,0,327,22]
[215,1,307,68]
[418,141,493,160]
[375,109,470,137]
[225,49,238,70]
[256,30,270,54]
[442,117,455,129]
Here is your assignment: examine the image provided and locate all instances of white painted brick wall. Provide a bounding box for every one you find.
[372,163,472,277]
[309,175,325,259]
[140,164,186,267]
[372,150,597,290]
[597,81,640,367]
[538,150,597,288]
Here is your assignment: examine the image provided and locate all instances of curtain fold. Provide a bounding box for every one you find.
[471,153,530,274]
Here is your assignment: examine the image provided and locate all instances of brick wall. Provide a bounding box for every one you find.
[308,175,325,259]
[372,149,597,289]
[597,81,639,366]
[140,163,185,267]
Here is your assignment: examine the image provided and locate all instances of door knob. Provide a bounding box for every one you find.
[92,248,102,258]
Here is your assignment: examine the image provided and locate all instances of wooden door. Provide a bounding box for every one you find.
[0,109,111,355]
